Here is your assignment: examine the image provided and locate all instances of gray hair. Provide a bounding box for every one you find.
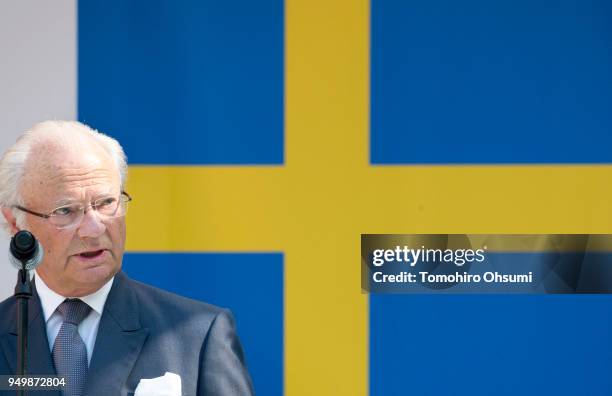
[0,120,128,231]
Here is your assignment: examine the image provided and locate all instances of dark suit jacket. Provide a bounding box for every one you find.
[0,271,254,395]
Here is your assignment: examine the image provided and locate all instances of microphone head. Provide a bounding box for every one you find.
[9,231,44,270]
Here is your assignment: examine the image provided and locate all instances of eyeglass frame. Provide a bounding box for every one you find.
[12,191,133,229]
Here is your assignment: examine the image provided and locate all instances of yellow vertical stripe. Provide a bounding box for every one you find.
[285,0,369,394]
[126,0,371,394]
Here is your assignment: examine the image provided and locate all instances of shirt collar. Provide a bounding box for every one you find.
[35,270,115,322]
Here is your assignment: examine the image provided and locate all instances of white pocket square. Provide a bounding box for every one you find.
[134,372,182,396]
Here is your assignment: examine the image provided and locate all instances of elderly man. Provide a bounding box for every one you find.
[0,121,254,395]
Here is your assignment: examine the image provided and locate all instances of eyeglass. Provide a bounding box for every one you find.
[13,191,132,230]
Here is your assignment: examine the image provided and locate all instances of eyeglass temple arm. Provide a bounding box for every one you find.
[13,206,50,219]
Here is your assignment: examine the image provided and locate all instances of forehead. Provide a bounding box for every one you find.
[20,140,120,203]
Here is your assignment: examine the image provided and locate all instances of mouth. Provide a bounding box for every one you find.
[74,249,108,261]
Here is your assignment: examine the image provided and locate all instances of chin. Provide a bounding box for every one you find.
[74,264,118,287]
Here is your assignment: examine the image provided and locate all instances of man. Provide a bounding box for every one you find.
[0,121,254,395]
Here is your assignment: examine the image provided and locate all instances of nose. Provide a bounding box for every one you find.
[76,206,106,239]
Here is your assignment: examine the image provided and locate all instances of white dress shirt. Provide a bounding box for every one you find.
[34,271,114,365]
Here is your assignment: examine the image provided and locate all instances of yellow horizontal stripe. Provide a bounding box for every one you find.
[126,165,612,252]
[125,166,288,251]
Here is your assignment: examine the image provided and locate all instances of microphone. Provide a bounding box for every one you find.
[11,231,42,381]
[9,230,43,271]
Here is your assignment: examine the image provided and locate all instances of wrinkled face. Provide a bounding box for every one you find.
[16,142,125,297]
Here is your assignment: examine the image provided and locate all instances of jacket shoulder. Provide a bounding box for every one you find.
[121,274,226,328]
[0,296,16,333]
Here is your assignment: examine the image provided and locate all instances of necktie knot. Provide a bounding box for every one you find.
[57,299,91,325]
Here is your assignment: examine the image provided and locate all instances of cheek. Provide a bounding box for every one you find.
[28,228,72,270]
[40,231,74,258]
[107,220,127,251]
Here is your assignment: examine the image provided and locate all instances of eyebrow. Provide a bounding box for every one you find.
[53,198,79,207]
[53,192,118,207]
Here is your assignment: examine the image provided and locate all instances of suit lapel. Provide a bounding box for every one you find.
[0,279,60,395]
[85,272,149,396]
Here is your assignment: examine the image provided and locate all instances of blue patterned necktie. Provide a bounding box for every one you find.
[52,299,92,396]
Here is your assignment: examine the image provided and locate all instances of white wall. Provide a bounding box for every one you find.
[0,0,76,299]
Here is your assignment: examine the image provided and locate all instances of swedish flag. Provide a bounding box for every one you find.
[76,0,612,395]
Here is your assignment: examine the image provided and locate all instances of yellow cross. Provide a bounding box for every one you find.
[125,0,612,394]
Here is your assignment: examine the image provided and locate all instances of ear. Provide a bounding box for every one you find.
[1,207,20,235]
